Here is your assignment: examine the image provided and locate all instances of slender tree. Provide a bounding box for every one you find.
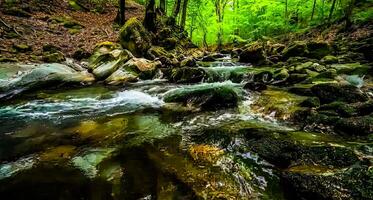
[344,0,356,29]
[181,0,189,29]
[328,0,337,23]
[160,0,166,14]
[172,0,182,20]
[144,0,156,31]
[311,0,317,20]
[119,0,126,25]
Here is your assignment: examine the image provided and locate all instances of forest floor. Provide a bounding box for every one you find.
[0,0,144,63]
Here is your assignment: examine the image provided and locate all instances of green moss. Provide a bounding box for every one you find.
[119,18,151,57]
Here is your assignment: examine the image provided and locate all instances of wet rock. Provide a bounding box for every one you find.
[273,68,290,82]
[170,67,206,83]
[119,18,152,57]
[202,53,226,62]
[105,69,138,85]
[318,101,357,117]
[88,41,126,70]
[335,115,373,136]
[42,51,66,63]
[163,37,178,50]
[311,83,368,104]
[13,44,31,53]
[244,82,267,92]
[122,57,161,79]
[180,57,197,67]
[299,97,320,108]
[239,43,266,65]
[332,63,371,76]
[282,41,307,60]
[282,164,372,200]
[250,89,307,120]
[321,55,338,64]
[0,63,95,99]
[163,82,241,110]
[306,41,331,59]
[72,48,91,60]
[146,46,169,60]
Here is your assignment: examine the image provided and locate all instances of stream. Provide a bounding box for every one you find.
[0,58,371,200]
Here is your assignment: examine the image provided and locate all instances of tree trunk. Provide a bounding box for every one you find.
[344,0,356,29]
[160,0,166,14]
[311,0,316,20]
[144,0,156,32]
[180,0,189,29]
[285,0,288,21]
[119,0,126,25]
[172,0,182,19]
[328,0,337,23]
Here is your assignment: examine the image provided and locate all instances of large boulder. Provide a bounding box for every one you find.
[239,43,266,65]
[282,41,308,60]
[306,41,332,59]
[105,58,161,85]
[88,42,133,80]
[163,82,241,110]
[170,67,206,83]
[119,18,152,57]
[0,63,95,99]
[335,115,373,136]
[311,83,368,104]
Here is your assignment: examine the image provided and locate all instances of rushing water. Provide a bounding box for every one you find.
[0,60,371,200]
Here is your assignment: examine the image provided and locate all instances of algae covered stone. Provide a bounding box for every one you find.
[119,18,152,57]
[163,82,241,110]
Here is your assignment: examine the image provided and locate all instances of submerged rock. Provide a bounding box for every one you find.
[163,82,241,110]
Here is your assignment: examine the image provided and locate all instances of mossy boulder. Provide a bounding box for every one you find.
[180,57,196,67]
[321,55,338,64]
[282,41,308,60]
[119,18,152,57]
[146,46,169,60]
[282,164,372,200]
[42,51,66,63]
[335,115,373,136]
[239,43,266,65]
[299,97,320,108]
[13,44,31,53]
[311,83,368,104]
[318,101,357,117]
[170,67,206,83]
[306,41,331,59]
[163,82,241,110]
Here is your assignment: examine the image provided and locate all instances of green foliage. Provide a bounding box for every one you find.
[150,0,370,46]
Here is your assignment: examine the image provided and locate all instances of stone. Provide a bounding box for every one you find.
[13,44,31,53]
[335,115,373,136]
[170,67,206,83]
[299,97,320,108]
[321,55,338,64]
[0,63,95,99]
[239,43,266,65]
[180,57,196,67]
[163,82,241,110]
[311,83,368,104]
[282,41,307,60]
[306,41,331,59]
[119,18,152,57]
[42,51,66,63]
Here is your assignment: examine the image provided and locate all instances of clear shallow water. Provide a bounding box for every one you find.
[0,63,371,199]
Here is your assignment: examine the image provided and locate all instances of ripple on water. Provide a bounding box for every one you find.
[0,90,164,123]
